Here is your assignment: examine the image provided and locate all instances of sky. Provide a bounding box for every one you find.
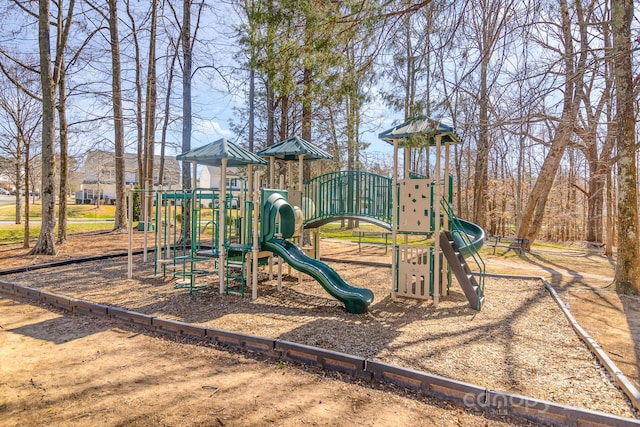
[153,2,400,160]
[0,1,401,165]
[181,74,398,160]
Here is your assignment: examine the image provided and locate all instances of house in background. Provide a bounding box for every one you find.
[78,150,180,204]
[198,165,243,191]
[198,165,244,208]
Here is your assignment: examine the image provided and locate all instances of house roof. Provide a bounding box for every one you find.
[378,117,461,147]
[256,136,333,161]
[177,138,267,167]
[85,150,179,171]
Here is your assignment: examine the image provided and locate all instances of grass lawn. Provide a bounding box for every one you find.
[0,222,116,245]
[0,200,117,220]
[319,222,430,246]
[0,199,117,244]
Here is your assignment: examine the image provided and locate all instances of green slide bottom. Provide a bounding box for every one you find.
[261,238,374,314]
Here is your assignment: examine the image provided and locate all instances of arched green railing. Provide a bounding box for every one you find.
[303,171,392,228]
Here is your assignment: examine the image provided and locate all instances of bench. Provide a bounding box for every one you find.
[512,237,530,254]
[489,236,530,255]
[587,241,605,252]
[352,229,391,254]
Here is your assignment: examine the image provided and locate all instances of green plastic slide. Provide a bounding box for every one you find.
[453,218,486,258]
[261,238,374,314]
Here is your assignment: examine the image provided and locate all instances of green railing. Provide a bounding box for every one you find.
[440,199,485,307]
[192,188,219,251]
[304,170,392,226]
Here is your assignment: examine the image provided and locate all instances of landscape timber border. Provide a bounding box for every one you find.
[0,255,639,426]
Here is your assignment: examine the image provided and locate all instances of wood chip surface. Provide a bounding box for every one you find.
[5,252,635,419]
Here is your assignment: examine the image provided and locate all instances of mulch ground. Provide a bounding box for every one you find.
[0,232,636,419]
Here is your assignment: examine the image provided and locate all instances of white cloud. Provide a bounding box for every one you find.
[192,118,234,145]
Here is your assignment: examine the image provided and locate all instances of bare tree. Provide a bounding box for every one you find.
[466,0,517,229]
[181,0,193,192]
[158,40,179,186]
[108,0,127,231]
[31,0,60,255]
[571,1,615,246]
[143,0,158,219]
[0,74,41,247]
[515,0,588,245]
[123,0,145,189]
[611,0,640,292]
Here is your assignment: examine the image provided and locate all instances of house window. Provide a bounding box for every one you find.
[100,168,114,181]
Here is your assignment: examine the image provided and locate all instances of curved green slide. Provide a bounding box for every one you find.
[260,191,373,314]
[452,218,486,258]
[261,238,374,314]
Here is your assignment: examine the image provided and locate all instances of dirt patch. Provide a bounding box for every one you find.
[0,232,638,424]
[2,299,525,427]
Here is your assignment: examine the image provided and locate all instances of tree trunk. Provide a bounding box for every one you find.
[52,0,75,245]
[612,0,640,293]
[586,167,605,243]
[30,0,57,255]
[23,142,30,248]
[109,0,127,232]
[605,167,614,256]
[144,0,158,218]
[57,63,68,244]
[14,161,22,225]
[266,82,274,147]
[582,14,615,244]
[125,0,144,189]
[520,134,570,243]
[473,51,490,229]
[180,0,192,243]
[280,95,288,142]
[159,44,178,186]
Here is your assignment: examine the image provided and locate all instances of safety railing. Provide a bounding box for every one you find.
[304,170,392,225]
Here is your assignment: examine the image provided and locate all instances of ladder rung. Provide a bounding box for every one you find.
[174,283,209,291]
[174,270,208,277]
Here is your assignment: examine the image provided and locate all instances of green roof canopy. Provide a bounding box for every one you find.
[256,136,333,161]
[378,117,461,147]
[176,138,266,167]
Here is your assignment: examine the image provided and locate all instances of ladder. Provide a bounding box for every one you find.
[439,230,484,310]
[224,246,250,296]
[172,253,210,294]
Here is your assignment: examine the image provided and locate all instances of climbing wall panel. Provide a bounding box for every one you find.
[398,179,433,233]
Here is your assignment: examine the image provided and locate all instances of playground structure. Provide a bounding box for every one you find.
[127,120,486,313]
[379,118,486,309]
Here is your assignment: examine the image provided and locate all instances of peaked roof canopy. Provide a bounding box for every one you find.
[256,136,333,161]
[378,117,461,147]
[176,138,266,167]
